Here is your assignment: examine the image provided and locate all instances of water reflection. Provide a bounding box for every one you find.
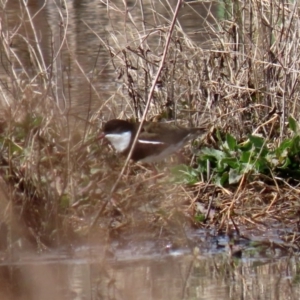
[0,250,299,300]
[1,0,218,117]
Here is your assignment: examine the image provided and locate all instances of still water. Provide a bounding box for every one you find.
[1,0,300,299]
[1,246,299,300]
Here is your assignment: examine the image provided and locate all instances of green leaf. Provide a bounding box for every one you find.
[249,135,265,149]
[216,129,223,143]
[219,157,239,169]
[238,140,252,152]
[279,156,291,169]
[259,147,269,158]
[170,165,199,185]
[240,151,251,163]
[228,168,243,184]
[276,139,292,157]
[254,157,269,173]
[290,136,300,154]
[288,116,298,133]
[201,148,226,161]
[215,172,229,186]
[226,133,237,151]
[240,162,254,173]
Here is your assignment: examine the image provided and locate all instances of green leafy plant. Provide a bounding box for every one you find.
[174,116,300,186]
[273,117,300,177]
[197,132,270,185]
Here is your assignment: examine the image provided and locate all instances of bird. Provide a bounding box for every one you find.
[100,119,206,163]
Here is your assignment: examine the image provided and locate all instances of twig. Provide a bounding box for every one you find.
[90,0,184,227]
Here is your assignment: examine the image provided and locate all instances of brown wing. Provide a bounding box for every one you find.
[141,122,191,144]
[130,141,171,161]
[144,122,206,143]
[127,121,207,161]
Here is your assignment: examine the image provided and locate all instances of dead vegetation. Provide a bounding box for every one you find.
[0,0,300,254]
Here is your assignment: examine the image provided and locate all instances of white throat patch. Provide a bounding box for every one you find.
[105,131,132,153]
